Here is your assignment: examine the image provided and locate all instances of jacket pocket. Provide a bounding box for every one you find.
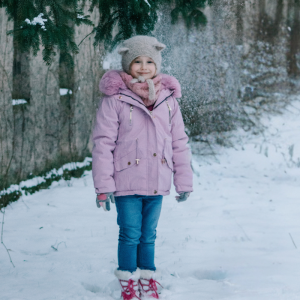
[113,141,144,192]
[114,149,136,171]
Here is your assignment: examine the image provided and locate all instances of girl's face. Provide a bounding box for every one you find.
[130,56,156,80]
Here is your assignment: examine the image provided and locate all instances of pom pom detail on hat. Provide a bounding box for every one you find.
[118,35,166,74]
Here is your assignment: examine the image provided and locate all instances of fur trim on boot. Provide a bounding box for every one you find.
[114,268,141,281]
[140,269,161,280]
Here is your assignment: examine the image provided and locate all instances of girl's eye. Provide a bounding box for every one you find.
[147,61,153,63]
[134,61,140,63]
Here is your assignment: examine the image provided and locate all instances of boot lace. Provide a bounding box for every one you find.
[119,279,141,300]
[139,278,163,299]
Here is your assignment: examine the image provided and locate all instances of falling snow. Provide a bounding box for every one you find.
[144,0,151,7]
[1,98,300,300]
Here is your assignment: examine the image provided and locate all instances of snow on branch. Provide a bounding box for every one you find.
[59,89,72,96]
[12,99,28,106]
[25,13,47,31]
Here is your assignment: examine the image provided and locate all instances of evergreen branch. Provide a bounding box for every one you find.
[171,0,208,28]
[78,28,95,47]
[2,0,210,64]
[189,9,207,28]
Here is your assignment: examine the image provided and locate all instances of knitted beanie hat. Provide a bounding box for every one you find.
[118,35,166,74]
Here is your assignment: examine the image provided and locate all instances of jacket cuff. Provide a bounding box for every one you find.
[175,185,193,194]
[95,188,116,194]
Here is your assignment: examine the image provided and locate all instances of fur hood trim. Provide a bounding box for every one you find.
[114,268,141,281]
[99,70,182,98]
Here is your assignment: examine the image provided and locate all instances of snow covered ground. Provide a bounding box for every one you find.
[1,100,300,300]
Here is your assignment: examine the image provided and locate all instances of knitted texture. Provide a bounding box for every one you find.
[120,72,162,106]
[99,70,182,99]
[118,36,166,74]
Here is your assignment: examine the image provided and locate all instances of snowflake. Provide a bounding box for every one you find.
[144,0,151,7]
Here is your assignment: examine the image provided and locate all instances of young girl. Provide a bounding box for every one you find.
[92,35,193,300]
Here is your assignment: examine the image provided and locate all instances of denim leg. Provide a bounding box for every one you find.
[115,195,143,273]
[137,195,163,271]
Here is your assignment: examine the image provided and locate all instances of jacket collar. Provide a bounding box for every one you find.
[119,88,173,109]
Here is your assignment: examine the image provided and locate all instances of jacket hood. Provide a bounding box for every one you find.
[99,70,182,98]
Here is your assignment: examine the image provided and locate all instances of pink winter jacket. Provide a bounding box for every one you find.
[92,70,193,196]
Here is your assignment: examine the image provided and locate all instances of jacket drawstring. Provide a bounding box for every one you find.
[166,100,172,125]
[135,138,140,165]
[130,105,133,125]
[162,138,166,164]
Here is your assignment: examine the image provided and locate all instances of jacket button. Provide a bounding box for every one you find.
[154,190,157,194]
[119,96,122,99]
[153,153,157,157]
[128,162,131,165]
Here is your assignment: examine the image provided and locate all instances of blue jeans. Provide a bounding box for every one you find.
[115,195,163,273]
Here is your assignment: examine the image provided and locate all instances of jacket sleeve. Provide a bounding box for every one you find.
[92,96,119,194]
[171,98,193,194]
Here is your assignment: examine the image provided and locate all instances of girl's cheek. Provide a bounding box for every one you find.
[130,66,138,78]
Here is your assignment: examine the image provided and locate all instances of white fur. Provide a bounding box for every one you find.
[130,76,146,84]
[146,79,156,101]
[138,76,146,82]
[114,268,141,281]
[140,269,161,280]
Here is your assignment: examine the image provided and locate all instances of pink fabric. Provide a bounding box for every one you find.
[99,70,182,98]
[119,72,162,106]
[97,194,107,200]
[92,70,193,196]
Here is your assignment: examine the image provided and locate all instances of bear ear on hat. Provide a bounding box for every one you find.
[118,47,129,55]
[154,42,166,51]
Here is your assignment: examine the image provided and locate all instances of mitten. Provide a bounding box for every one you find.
[96,193,115,211]
[175,192,190,203]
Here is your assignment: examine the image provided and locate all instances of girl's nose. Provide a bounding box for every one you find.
[141,62,147,70]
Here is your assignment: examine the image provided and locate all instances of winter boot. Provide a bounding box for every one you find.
[115,269,141,300]
[139,269,162,299]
